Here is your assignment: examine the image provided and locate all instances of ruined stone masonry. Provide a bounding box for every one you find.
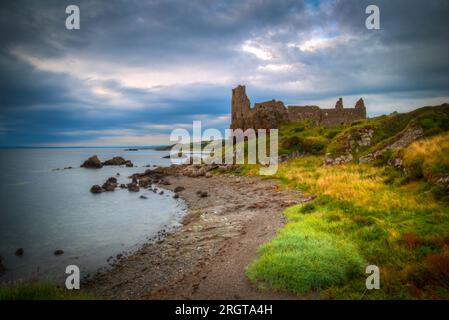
[230,85,366,130]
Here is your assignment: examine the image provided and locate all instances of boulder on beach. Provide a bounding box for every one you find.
[54,249,64,256]
[81,155,103,169]
[199,191,208,198]
[174,186,185,193]
[127,183,140,192]
[15,248,24,256]
[90,185,103,193]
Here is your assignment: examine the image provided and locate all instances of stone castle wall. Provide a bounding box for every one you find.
[230,85,366,130]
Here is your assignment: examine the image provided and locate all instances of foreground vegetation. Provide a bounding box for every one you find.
[0,282,93,300]
[238,104,449,299]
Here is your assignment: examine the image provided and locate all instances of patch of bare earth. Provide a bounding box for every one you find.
[85,173,307,299]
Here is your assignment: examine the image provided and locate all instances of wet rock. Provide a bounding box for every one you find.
[116,173,120,176]
[159,191,164,195]
[138,178,151,188]
[174,186,185,193]
[81,155,103,168]
[107,177,118,184]
[64,166,73,170]
[102,156,127,166]
[120,184,127,189]
[54,249,64,256]
[15,248,24,256]
[102,181,116,192]
[140,195,148,199]
[125,160,134,167]
[90,185,103,193]
[173,194,179,199]
[127,183,140,192]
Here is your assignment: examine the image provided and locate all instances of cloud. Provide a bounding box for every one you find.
[0,0,448,146]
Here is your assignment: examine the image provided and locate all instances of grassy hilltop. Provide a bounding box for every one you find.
[232,103,449,299]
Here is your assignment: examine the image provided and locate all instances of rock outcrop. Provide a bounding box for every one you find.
[81,155,103,168]
[103,157,133,167]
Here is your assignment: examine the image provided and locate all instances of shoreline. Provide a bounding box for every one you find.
[85,167,308,299]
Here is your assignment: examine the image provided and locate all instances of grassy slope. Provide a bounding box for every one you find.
[241,104,449,299]
[0,282,93,300]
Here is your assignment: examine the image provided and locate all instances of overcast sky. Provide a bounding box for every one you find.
[0,0,448,146]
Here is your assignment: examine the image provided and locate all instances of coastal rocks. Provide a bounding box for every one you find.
[54,249,64,256]
[356,128,374,147]
[279,150,305,163]
[127,183,140,192]
[138,177,151,188]
[103,156,134,167]
[173,194,179,199]
[102,177,118,191]
[82,155,134,168]
[15,248,24,256]
[174,186,185,193]
[90,185,104,193]
[324,153,353,166]
[359,126,424,164]
[435,175,449,190]
[199,191,208,198]
[81,155,103,169]
[125,161,134,167]
[102,182,116,192]
[140,195,148,199]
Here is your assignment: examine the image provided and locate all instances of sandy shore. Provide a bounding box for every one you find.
[85,171,308,299]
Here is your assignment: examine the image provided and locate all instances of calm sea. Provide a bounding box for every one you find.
[0,148,186,283]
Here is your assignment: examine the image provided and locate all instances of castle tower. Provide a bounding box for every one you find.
[231,85,251,130]
[335,98,343,109]
[355,98,367,118]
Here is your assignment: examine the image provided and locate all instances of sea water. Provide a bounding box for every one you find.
[0,148,186,283]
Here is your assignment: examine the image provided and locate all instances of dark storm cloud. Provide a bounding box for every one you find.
[0,0,447,146]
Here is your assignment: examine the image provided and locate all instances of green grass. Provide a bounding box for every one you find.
[326,104,449,159]
[238,104,449,299]
[246,203,365,294]
[0,282,94,300]
[244,156,449,299]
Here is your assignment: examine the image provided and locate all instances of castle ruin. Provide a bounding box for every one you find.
[230,85,366,130]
